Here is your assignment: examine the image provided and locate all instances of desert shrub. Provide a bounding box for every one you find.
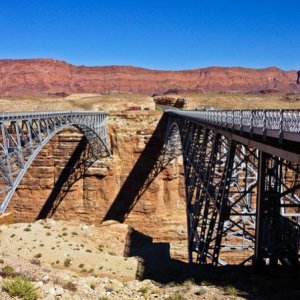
[90,282,96,290]
[224,285,237,297]
[30,259,41,266]
[2,265,15,275]
[64,258,72,267]
[166,293,185,300]
[2,276,39,300]
[62,281,77,292]
[138,286,149,296]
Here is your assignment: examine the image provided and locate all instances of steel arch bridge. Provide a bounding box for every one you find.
[0,111,109,213]
[164,109,300,267]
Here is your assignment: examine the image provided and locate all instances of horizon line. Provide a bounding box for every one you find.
[0,57,298,73]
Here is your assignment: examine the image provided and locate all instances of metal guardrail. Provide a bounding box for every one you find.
[0,110,104,121]
[166,109,300,142]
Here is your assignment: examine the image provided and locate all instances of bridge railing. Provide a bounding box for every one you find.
[0,110,106,121]
[166,109,300,142]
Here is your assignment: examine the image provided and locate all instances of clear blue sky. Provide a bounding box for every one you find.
[0,0,299,70]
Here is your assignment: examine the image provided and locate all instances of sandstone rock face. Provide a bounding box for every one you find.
[7,111,188,260]
[0,59,299,95]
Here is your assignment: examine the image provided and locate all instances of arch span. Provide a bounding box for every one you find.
[0,111,110,212]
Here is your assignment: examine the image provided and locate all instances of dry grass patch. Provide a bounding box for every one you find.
[3,276,39,300]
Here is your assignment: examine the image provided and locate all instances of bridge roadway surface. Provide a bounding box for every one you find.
[0,109,300,268]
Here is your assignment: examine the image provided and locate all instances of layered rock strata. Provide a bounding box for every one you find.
[0,59,299,95]
[7,111,187,260]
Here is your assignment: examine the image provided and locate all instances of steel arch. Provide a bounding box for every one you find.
[0,111,110,212]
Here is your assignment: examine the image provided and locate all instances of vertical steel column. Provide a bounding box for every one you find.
[181,120,196,262]
[255,152,300,266]
[212,140,237,265]
[197,132,221,263]
[255,151,270,266]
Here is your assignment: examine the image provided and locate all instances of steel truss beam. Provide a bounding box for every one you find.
[165,110,300,267]
[0,111,110,212]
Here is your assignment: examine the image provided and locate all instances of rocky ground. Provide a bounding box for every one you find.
[0,219,300,299]
[0,255,238,300]
[0,219,247,299]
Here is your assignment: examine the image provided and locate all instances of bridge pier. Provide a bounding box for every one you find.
[255,151,300,267]
[165,109,300,267]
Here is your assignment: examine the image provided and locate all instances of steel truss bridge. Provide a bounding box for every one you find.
[1,109,300,268]
[0,111,109,213]
[165,109,300,267]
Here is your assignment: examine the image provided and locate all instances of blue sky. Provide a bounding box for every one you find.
[0,0,299,70]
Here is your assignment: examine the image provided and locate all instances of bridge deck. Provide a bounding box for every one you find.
[166,109,300,143]
[0,110,107,121]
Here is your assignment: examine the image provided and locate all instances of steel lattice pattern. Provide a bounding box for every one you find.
[0,111,109,212]
[165,109,300,267]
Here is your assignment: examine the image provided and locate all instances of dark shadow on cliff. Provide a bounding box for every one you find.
[297,70,300,85]
[126,228,300,299]
[104,114,174,222]
[37,137,97,219]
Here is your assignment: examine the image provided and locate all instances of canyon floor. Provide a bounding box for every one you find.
[0,218,300,299]
[0,218,243,299]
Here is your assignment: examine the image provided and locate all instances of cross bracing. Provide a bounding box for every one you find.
[0,111,109,213]
[165,109,300,267]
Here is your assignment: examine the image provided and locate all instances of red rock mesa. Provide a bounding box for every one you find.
[0,59,299,96]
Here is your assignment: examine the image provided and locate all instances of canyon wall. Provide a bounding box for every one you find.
[0,59,299,95]
[7,111,188,259]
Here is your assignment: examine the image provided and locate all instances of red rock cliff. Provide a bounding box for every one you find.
[0,59,299,95]
[7,111,187,260]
